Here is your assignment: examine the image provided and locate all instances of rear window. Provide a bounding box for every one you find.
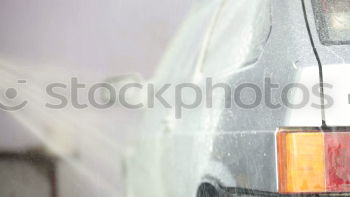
[312,0,350,45]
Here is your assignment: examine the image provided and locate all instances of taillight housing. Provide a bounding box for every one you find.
[277,127,350,194]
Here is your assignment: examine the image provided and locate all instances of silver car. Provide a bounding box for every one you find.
[127,0,350,196]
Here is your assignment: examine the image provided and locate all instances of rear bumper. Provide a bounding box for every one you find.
[220,186,350,197]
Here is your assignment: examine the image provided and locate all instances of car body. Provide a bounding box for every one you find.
[126,0,350,196]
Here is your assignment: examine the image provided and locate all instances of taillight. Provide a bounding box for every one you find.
[277,129,326,193]
[277,127,350,194]
[325,132,350,192]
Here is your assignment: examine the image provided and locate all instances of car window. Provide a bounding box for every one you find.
[312,0,350,45]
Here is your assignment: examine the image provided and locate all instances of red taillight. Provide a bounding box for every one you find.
[325,132,350,191]
[277,127,350,194]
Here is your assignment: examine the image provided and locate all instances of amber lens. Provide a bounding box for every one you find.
[277,131,326,193]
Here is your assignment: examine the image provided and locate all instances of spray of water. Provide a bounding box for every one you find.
[0,60,128,196]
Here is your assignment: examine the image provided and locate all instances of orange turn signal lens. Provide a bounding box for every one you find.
[277,129,326,193]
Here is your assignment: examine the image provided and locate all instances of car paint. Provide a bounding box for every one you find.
[127,0,350,196]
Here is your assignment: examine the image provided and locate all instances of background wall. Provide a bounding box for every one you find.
[0,0,193,196]
[0,0,194,77]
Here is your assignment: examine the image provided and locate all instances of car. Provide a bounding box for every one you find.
[126,0,350,196]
